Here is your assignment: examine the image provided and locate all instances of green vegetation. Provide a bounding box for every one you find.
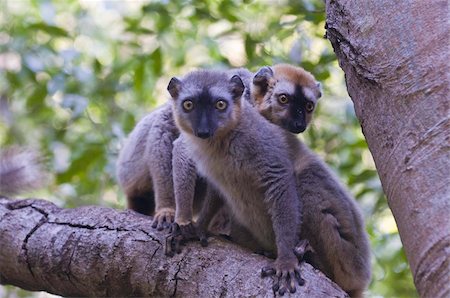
[0,0,416,297]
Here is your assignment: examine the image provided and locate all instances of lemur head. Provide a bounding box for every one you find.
[168,70,245,139]
[252,64,322,134]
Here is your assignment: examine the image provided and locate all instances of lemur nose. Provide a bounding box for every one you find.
[294,121,306,132]
[196,130,212,139]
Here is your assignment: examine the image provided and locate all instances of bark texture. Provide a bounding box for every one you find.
[0,197,346,297]
[325,1,450,297]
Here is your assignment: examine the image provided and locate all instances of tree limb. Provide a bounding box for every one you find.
[0,197,347,297]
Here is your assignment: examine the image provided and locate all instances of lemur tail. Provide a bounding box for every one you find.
[0,146,48,196]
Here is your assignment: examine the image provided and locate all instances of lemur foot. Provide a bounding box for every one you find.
[261,254,304,296]
[164,222,208,257]
[151,207,175,231]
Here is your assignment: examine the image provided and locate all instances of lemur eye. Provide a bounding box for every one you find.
[215,100,227,110]
[183,100,194,111]
[305,101,315,112]
[278,94,289,104]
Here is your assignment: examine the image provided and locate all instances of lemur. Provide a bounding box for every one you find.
[115,69,252,230]
[251,64,371,297]
[168,65,371,297]
[117,64,371,297]
[168,69,305,295]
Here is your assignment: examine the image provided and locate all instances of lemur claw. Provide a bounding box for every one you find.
[152,207,175,231]
[261,254,304,296]
[164,222,207,256]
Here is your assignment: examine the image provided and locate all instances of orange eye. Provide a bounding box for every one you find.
[305,101,314,112]
[183,100,194,111]
[278,94,289,104]
[215,100,227,110]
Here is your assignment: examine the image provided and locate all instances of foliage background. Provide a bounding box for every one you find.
[0,0,415,297]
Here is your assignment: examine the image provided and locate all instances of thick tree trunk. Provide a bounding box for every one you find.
[325,1,450,297]
[0,197,346,297]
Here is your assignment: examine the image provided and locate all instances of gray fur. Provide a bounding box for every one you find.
[171,66,371,297]
[170,70,303,291]
[120,65,370,296]
[284,132,371,297]
[116,69,253,229]
[116,103,179,227]
[172,136,197,224]
[252,65,371,297]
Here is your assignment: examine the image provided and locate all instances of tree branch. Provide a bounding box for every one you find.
[0,197,346,297]
[325,1,450,297]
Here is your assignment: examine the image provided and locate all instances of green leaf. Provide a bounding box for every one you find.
[150,47,162,76]
[134,61,145,96]
[28,22,69,37]
[245,34,256,61]
[348,169,378,184]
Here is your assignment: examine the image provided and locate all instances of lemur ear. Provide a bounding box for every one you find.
[254,66,273,83]
[253,66,274,97]
[315,82,322,99]
[230,75,245,100]
[167,77,182,99]
[316,82,322,99]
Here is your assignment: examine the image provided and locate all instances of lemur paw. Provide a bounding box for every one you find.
[261,254,304,296]
[151,207,175,231]
[164,222,208,257]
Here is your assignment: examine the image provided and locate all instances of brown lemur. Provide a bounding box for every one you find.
[116,69,252,230]
[0,146,48,196]
[252,64,371,298]
[169,64,371,297]
[168,69,306,295]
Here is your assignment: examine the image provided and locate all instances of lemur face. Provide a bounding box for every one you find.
[252,64,322,134]
[168,70,245,139]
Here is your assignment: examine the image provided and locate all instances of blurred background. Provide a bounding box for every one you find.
[0,0,416,297]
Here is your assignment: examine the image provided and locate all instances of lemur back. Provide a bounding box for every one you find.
[168,70,305,295]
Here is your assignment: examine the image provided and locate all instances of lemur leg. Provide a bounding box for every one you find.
[148,130,177,230]
[165,181,222,256]
[172,137,197,226]
[260,181,304,296]
[165,136,202,256]
[119,162,155,216]
[196,184,225,244]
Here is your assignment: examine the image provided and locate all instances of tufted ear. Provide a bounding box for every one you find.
[252,66,274,97]
[303,82,323,105]
[316,82,322,99]
[230,75,245,101]
[167,77,182,99]
[252,66,275,104]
